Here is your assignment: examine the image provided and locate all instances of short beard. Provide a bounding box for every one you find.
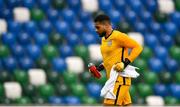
[99,31,106,37]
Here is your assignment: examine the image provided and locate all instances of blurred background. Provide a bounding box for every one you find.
[0,0,180,106]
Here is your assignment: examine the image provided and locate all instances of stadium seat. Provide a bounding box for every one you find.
[38,83,55,99]
[67,0,81,13]
[74,45,89,63]
[52,58,67,72]
[137,83,153,98]
[46,8,58,23]
[129,0,143,14]
[34,32,49,47]
[87,82,102,99]
[49,33,63,46]
[149,22,161,35]
[0,83,4,97]
[1,8,13,20]
[7,21,21,35]
[159,34,173,49]
[88,44,102,62]
[149,57,163,73]
[11,44,25,58]
[99,0,112,13]
[14,69,28,85]
[13,7,30,23]
[154,46,168,62]
[22,84,36,97]
[133,22,147,34]
[43,45,58,60]
[164,22,177,37]
[157,0,175,14]
[79,71,93,84]
[63,72,78,85]
[144,33,159,49]
[66,33,79,47]
[175,33,180,46]
[32,95,47,104]
[0,45,9,57]
[159,71,172,84]
[1,32,16,46]
[3,56,17,72]
[36,57,50,70]
[65,56,84,74]
[154,84,168,97]
[55,20,69,37]
[128,32,144,46]
[170,11,180,28]
[28,69,47,86]
[116,21,131,33]
[47,71,59,84]
[139,10,152,26]
[169,46,180,61]
[164,96,179,105]
[146,96,164,106]
[143,71,159,85]
[82,0,98,12]
[52,0,66,9]
[19,57,34,70]
[71,83,86,98]
[60,45,73,58]
[31,8,44,21]
[22,0,35,9]
[125,10,137,25]
[140,46,152,60]
[169,84,180,99]
[175,71,180,84]
[16,96,31,104]
[17,32,31,46]
[62,9,76,26]
[4,82,22,100]
[165,58,178,73]
[0,19,7,34]
[130,85,137,97]
[38,0,50,12]
[0,71,11,82]
[39,20,52,35]
[64,96,81,105]
[56,82,70,96]
[113,0,126,12]
[145,0,158,13]
[133,58,147,71]
[81,96,97,104]
[72,21,83,36]
[79,11,91,23]
[24,21,37,35]
[26,44,41,60]
[108,9,121,24]
[48,96,64,104]
[154,11,168,23]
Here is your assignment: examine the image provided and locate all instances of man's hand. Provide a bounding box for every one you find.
[114,58,131,72]
[88,63,101,79]
[114,62,124,72]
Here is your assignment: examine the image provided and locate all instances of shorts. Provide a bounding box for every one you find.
[103,81,132,106]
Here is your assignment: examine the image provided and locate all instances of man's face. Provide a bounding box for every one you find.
[95,22,106,37]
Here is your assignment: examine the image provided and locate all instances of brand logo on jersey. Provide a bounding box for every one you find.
[107,40,112,46]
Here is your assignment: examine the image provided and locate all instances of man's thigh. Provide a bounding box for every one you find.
[103,84,131,106]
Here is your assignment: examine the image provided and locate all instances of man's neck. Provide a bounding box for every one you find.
[105,27,113,39]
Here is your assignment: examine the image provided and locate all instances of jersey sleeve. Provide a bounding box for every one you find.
[115,32,143,62]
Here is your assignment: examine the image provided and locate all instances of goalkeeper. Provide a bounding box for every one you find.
[89,14,143,106]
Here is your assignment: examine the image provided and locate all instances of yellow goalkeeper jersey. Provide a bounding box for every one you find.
[100,30,143,85]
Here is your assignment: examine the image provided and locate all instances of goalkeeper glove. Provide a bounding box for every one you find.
[88,63,104,79]
[114,58,131,72]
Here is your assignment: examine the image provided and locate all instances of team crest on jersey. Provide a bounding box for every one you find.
[107,40,112,46]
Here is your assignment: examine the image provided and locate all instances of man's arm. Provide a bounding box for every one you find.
[116,33,143,62]
[114,33,143,72]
